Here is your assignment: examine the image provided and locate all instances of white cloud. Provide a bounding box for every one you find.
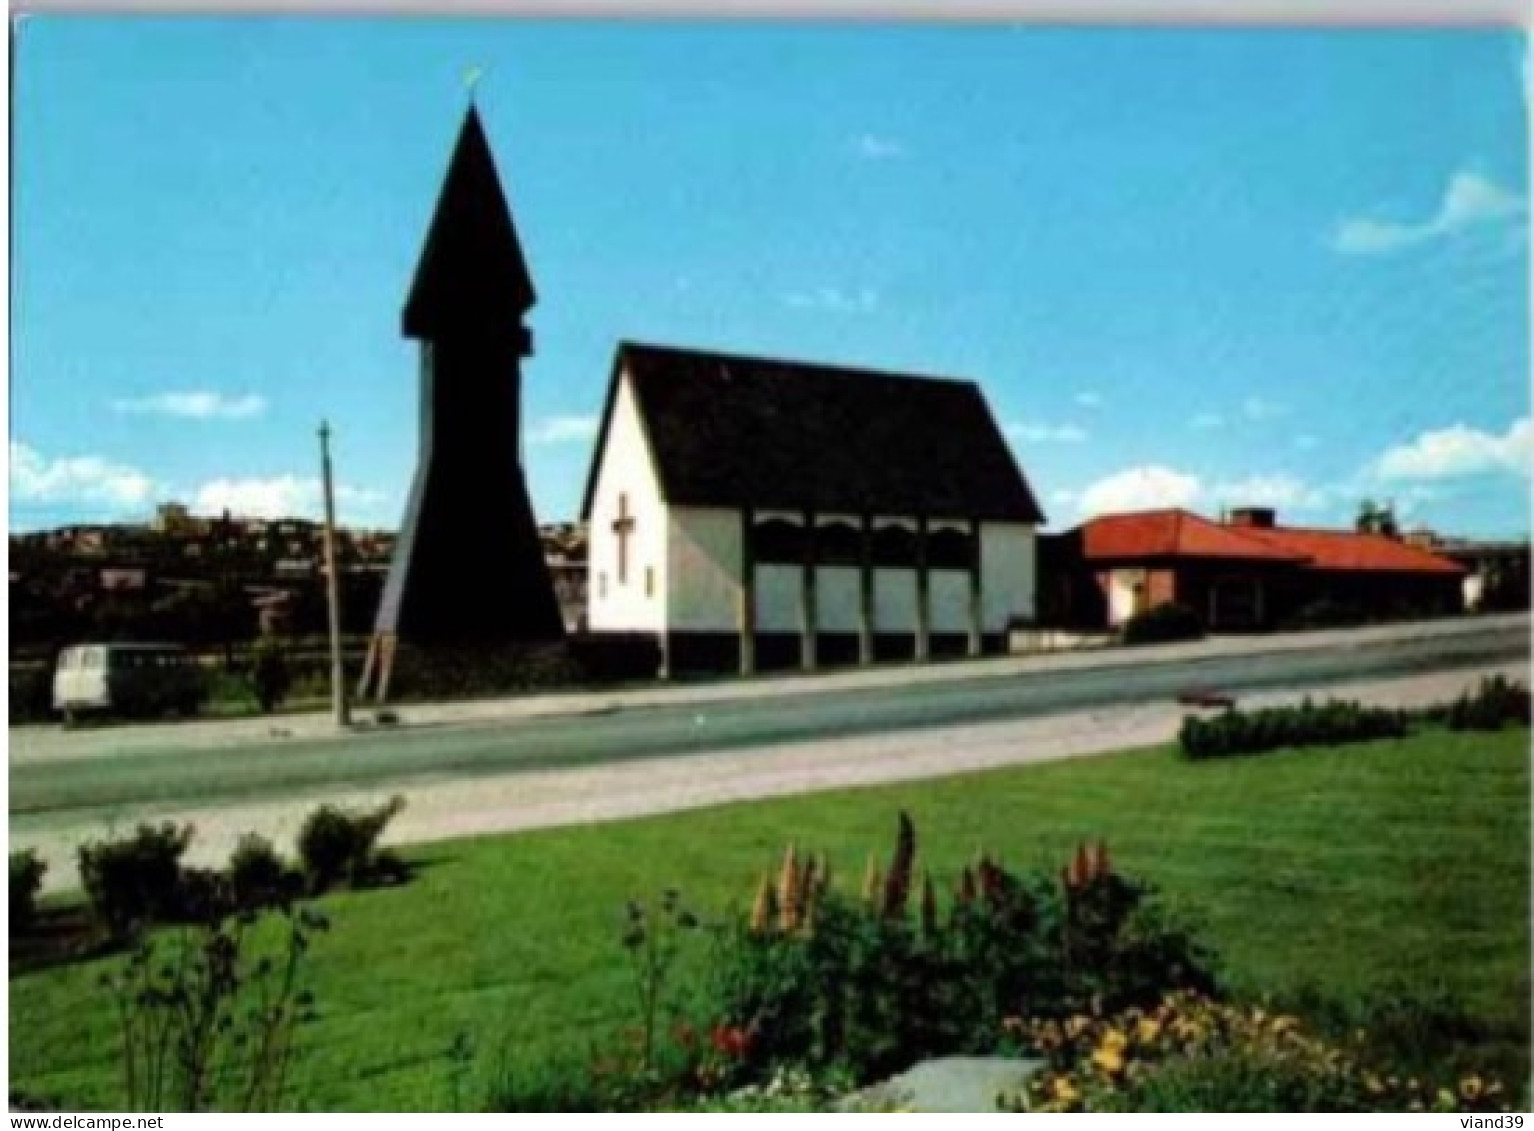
[1074,391,1103,409]
[10,441,157,511]
[1333,170,1526,257]
[853,134,907,161]
[1374,417,1532,482]
[1242,396,1285,421]
[111,390,268,420]
[1077,465,1202,517]
[784,287,879,314]
[1006,420,1088,444]
[1207,474,1333,513]
[192,475,386,520]
[528,415,599,445]
[1189,412,1224,431]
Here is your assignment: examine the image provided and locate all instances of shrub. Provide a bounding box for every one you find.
[1018,991,1516,1114]
[251,639,292,713]
[296,796,406,892]
[703,816,1216,1085]
[10,850,47,935]
[227,833,299,911]
[103,902,328,1111]
[9,663,55,725]
[1122,603,1204,646]
[1445,675,1531,732]
[1179,699,1408,760]
[78,823,196,939]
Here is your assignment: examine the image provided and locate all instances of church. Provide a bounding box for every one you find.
[580,341,1046,675]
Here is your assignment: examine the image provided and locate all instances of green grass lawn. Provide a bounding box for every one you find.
[10,726,1529,1111]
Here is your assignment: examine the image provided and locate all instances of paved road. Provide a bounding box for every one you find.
[12,617,1527,820]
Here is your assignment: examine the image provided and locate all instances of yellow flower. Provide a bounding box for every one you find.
[1065,1015,1092,1040]
[1135,1016,1163,1045]
[1460,1076,1484,1101]
[1092,1043,1126,1077]
[1052,1076,1080,1104]
[1364,1074,1385,1096]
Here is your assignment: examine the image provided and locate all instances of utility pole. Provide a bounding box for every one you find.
[319,420,351,728]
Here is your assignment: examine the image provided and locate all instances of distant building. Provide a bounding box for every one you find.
[151,501,202,535]
[99,567,149,592]
[1041,506,1466,631]
[581,341,1045,674]
[1404,529,1530,611]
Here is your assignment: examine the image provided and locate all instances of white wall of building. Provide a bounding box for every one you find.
[874,568,919,633]
[666,506,742,632]
[980,523,1037,630]
[755,565,801,632]
[815,566,861,632]
[929,571,970,633]
[587,374,669,633]
[1106,568,1146,627]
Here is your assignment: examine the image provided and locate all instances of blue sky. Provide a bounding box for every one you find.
[10,19,1530,536]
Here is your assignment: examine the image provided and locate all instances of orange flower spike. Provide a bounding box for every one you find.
[919,871,938,937]
[749,873,776,934]
[861,852,882,907]
[1069,842,1092,889]
[778,843,801,932]
[1091,839,1112,880]
[957,865,978,907]
[882,810,917,919]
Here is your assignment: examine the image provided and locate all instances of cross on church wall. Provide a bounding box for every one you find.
[613,492,637,584]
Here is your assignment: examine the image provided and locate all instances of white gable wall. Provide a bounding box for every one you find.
[667,506,743,632]
[981,523,1037,630]
[587,373,669,633]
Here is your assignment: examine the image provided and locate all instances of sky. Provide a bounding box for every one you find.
[10,19,1530,537]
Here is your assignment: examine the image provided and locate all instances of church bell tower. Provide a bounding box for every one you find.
[361,104,564,699]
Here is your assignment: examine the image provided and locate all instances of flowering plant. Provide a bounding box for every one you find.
[1018,991,1514,1114]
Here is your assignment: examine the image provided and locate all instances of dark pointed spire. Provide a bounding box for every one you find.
[402,105,537,340]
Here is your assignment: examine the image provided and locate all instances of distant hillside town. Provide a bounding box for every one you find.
[9,501,589,658]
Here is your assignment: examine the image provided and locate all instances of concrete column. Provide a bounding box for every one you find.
[739,507,756,676]
[858,514,875,665]
[800,510,818,671]
[915,515,931,663]
[967,517,984,657]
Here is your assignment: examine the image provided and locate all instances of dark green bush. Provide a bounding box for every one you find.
[296,796,406,892]
[1180,699,1408,760]
[10,850,47,935]
[78,823,196,939]
[704,818,1217,1084]
[1445,676,1531,732]
[9,662,56,725]
[1123,603,1204,646]
[227,833,299,910]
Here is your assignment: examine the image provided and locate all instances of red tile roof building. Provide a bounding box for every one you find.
[1042,506,1466,631]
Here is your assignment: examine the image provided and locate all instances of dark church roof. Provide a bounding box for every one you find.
[580,342,1046,525]
[402,105,537,339]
